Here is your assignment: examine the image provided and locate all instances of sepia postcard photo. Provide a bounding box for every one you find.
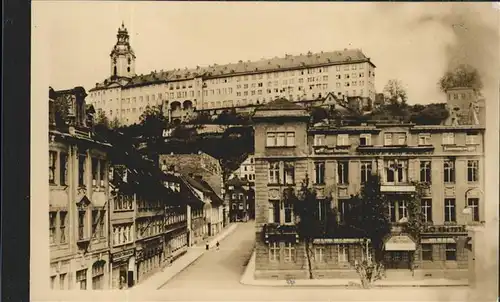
[30,1,499,301]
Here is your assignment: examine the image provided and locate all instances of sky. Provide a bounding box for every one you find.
[33,1,499,105]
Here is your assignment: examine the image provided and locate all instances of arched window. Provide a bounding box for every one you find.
[91,261,105,290]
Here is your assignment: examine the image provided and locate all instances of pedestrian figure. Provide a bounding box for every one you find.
[216,241,220,250]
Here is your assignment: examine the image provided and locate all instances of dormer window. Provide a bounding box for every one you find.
[337,134,349,146]
[442,133,455,145]
[314,134,326,146]
[359,134,371,146]
[418,134,431,146]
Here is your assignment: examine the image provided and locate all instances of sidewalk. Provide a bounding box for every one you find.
[240,251,469,288]
[131,223,238,291]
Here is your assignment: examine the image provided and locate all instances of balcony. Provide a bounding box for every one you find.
[263,223,299,243]
[357,145,434,154]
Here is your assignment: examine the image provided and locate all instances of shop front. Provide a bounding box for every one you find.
[111,249,135,289]
[136,236,164,283]
[383,234,416,270]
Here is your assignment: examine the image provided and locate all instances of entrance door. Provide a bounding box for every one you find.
[384,251,411,269]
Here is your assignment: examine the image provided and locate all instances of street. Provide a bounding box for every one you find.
[157,221,472,301]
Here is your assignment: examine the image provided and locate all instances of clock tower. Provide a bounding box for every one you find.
[110,22,136,79]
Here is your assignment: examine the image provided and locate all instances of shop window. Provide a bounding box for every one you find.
[284,242,295,262]
[421,244,433,261]
[76,269,87,290]
[269,242,280,262]
[445,243,457,261]
[92,262,105,290]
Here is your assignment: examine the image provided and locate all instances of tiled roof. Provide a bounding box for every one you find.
[258,98,305,111]
[89,48,373,92]
[226,176,249,187]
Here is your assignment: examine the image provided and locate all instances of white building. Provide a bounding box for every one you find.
[232,154,255,182]
[88,23,377,126]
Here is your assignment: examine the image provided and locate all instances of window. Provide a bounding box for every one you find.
[398,201,408,219]
[78,154,86,187]
[268,162,280,184]
[60,153,68,185]
[339,200,351,223]
[421,244,433,261]
[284,162,295,185]
[50,275,56,289]
[315,246,325,262]
[269,242,280,261]
[442,133,455,145]
[467,198,480,222]
[268,201,280,223]
[277,133,286,146]
[49,212,56,244]
[286,132,295,146]
[384,133,392,146]
[467,160,479,182]
[397,133,407,145]
[318,199,328,221]
[284,242,295,262]
[337,161,349,184]
[92,158,98,187]
[284,201,293,223]
[49,151,57,184]
[418,134,431,145]
[91,210,99,239]
[78,211,86,240]
[421,199,432,223]
[314,134,326,146]
[59,273,67,290]
[466,134,479,145]
[444,198,456,222]
[76,269,87,290]
[314,162,325,184]
[420,161,432,183]
[266,133,276,146]
[99,160,106,187]
[443,160,455,183]
[360,162,372,184]
[338,245,348,262]
[388,201,396,222]
[59,211,67,243]
[337,134,349,146]
[92,262,105,290]
[445,243,457,261]
[359,134,371,146]
[385,160,407,183]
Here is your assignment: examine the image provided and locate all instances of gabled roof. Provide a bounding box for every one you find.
[183,174,224,207]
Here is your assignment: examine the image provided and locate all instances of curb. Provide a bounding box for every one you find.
[240,250,469,288]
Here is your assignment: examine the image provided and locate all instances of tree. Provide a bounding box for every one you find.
[139,105,167,139]
[345,174,391,261]
[409,103,449,125]
[383,79,408,105]
[95,110,110,129]
[439,64,483,93]
[110,117,120,129]
[284,176,338,279]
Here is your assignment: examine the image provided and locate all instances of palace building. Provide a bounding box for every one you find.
[252,87,485,280]
[87,23,376,126]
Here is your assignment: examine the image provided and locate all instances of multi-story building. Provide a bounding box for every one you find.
[233,154,256,182]
[225,176,255,222]
[103,128,191,289]
[49,87,111,290]
[252,87,485,280]
[87,24,376,126]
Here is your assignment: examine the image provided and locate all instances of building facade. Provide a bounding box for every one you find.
[233,154,256,182]
[87,24,377,126]
[49,87,111,290]
[225,177,255,222]
[252,92,485,280]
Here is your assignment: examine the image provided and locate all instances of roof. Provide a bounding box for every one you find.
[183,174,224,207]
[258,98,305,111]
[89,48,374,92]
[226,176,249,187]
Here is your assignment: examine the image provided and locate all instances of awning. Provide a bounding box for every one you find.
[385,235,416,251]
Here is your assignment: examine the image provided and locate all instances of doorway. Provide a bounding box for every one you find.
[384,251,411,269]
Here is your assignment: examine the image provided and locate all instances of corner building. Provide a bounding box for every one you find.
[87,24,376,126]
[253,94,485,280]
